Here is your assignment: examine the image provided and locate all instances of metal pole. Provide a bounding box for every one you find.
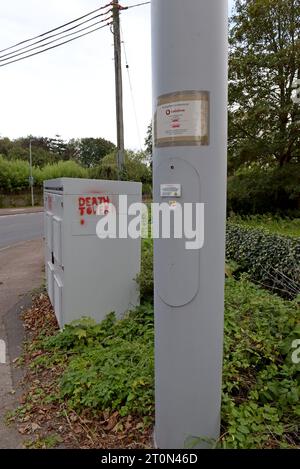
[152,0,228,448]
[112,0,125,175]
[29,139,34,207]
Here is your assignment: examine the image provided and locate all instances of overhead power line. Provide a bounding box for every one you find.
[0,2,113,54]
[0,21,112,68]
[0,1,150,68]
[122,1,151,10]
[0,15,113,63]
[0,7,112,61]
[120,25,142,150]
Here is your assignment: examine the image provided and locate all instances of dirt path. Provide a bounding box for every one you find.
[0,239,44,448]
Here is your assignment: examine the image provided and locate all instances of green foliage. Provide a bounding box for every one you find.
[75,138,116,168]
[32,274,300,448]
[43,306,154,417]
[0,156,88,192]
[229,0,300,169]
[89,151,152,187]
[228,214,300,238]
[24,229,300,448]
[36,160,88,182]
[0,136,76,167]
[226,222,300,298]
[227,164,300,215]
[137,222,300,301]
[59,340,153,416]
[137,239,153,303]
[0,155,33,192]
[72,242,299,447]
[221,277,300,449]
[144,122,153,159]
[0,149,152,194]
[0,136,115,169]
[25,434,63,449]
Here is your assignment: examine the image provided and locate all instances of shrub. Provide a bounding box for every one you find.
[33,276,300,448]
[0,155,33,192]
[226,222,300,299]
[0,156,88,192]
[227,164,300,216]
[137,238,153,303]
[44,306,154,417]
[138,225,300,302]
[221,277,300,449]
[228,214,300,238]
[89,151,152,185]
[37,160,88,183]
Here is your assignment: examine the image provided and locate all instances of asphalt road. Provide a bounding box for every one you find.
[0,212,44,249]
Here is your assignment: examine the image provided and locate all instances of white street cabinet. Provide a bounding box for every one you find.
[44,178,142,328]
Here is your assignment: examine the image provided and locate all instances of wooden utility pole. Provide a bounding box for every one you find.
[112,0,125,175]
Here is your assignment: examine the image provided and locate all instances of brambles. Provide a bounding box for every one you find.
[13,218,300,449]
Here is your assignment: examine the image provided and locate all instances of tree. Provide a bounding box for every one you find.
[229,0,300,172]
[76,138,116,168]
[144,122,153,158]
[89,150,152,186]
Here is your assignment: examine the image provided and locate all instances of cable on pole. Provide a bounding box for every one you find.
[0,1,150,68]
[0,2,113,54]
[120,25,142,150]
[0,15,113,63]
[0,21,112,68]
[120,1,151,10]
[0,7,113,61]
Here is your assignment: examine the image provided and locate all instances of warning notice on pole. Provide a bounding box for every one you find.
[154,91,209,147]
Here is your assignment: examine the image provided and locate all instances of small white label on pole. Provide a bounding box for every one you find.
[155,91,209,147]
[160,184,181,197]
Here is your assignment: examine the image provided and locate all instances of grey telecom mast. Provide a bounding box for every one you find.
[152,0,228,448]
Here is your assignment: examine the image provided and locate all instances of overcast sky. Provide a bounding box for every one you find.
[0,1,234,150]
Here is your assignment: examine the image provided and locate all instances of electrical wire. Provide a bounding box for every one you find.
[0,7,113,61]
[0,1,150,68]
[0,21,112,68]
[0,14,113,63]
[120,25,142,150]
[0,2,113,54]
[122,1,151,10]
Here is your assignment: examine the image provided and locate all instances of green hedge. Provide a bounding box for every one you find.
[226,223,300,299]
[227,164,300,216]
[0,156,32,192]
[0,156,88,192]
[0,153,152,195]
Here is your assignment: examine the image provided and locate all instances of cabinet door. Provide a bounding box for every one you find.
[53,216,62,266]
[46,261,54,306]
[53,274,63,327]
[45,211,53,251]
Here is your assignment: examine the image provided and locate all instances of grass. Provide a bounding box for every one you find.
[228,214,300,238]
